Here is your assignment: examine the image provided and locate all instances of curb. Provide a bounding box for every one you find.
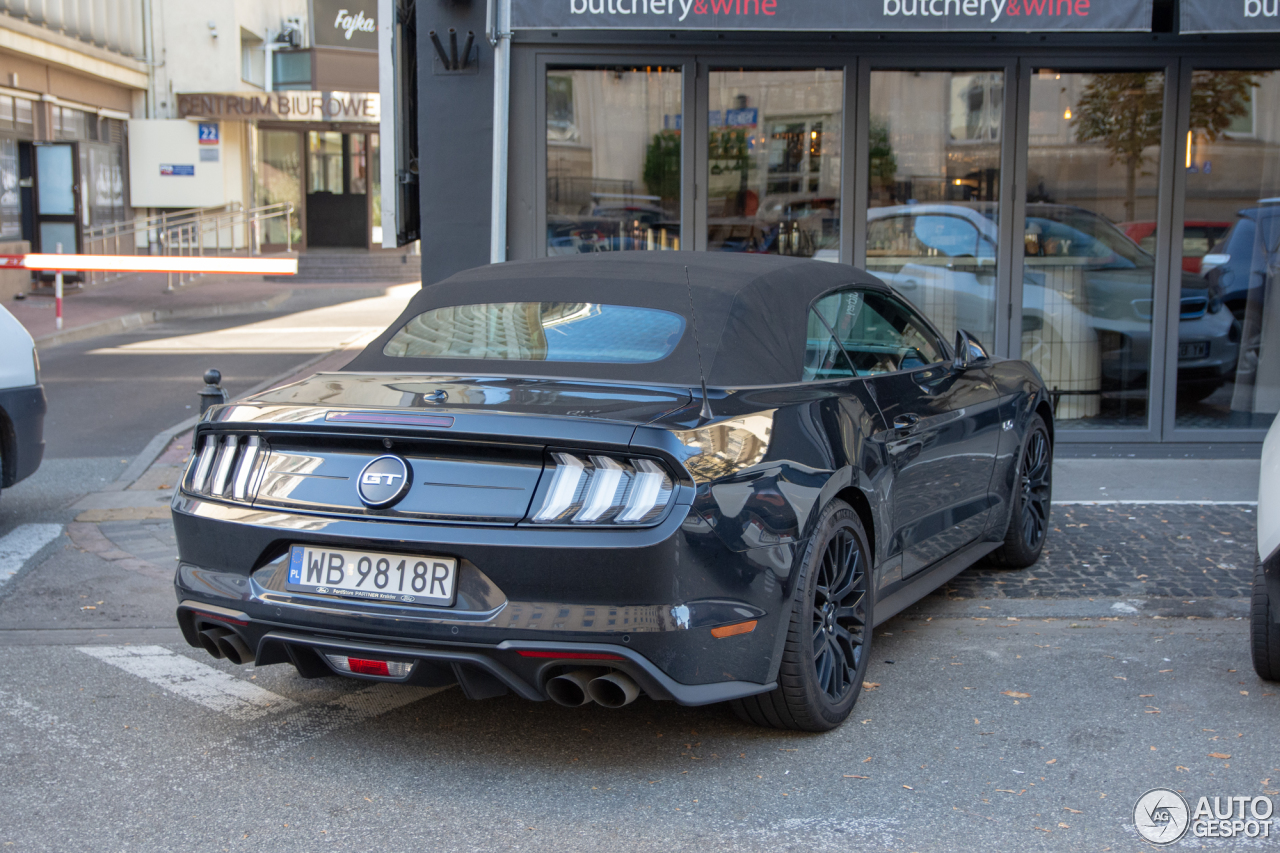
[32,290,293,351]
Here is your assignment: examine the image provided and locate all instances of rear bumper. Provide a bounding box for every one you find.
[0,384,46,488]
[176,600,774,706]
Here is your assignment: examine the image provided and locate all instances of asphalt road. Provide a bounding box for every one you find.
[0,611,1275,852]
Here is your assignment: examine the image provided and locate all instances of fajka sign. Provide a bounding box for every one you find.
[511,0,1153,31]
[1182,0,1280,31]
[313,0,379,50]
[177,92,380,123]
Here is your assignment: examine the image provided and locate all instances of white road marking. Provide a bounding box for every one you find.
[0,523,63,587]
[78,645,297,721]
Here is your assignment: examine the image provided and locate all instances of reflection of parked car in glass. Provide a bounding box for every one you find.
[1201,204,1280,396]
[865,203,1239,405]
[547,201,680,255]
[1120,220,1232,274]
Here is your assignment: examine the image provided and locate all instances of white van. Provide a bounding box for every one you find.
[0,305,46,497]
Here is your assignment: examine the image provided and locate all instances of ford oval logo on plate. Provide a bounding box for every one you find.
[357,455,412,508]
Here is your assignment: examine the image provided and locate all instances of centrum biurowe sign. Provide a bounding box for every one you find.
[1181,0,1280,32]
[177,92,380,123]
[511,0,1152,31]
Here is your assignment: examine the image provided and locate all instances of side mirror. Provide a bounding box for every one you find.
[953,329,991,371]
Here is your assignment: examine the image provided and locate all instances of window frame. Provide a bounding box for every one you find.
[804,284,951,382]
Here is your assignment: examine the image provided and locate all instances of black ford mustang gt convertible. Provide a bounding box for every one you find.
[173,253,1053,731]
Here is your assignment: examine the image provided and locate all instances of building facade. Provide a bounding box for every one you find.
[413,0,1280,447]
[0,0,144,269]
[135,0,384,251]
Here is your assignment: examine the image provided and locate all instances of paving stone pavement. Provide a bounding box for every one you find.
[938,503,1257,601]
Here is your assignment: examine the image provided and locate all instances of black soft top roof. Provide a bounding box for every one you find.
[343,253,888,387]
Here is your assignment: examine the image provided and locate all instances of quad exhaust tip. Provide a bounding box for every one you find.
[196,625,254,666]
[546,668,601,707]
[587,672,640,708]
[545,668,643,708]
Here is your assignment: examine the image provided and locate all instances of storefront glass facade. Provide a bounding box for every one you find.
[512,39,1278,441]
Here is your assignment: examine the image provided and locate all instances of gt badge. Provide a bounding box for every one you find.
[357,455,412,508]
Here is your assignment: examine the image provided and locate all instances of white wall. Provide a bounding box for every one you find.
[151,0,310,117]
[128,119,225,208]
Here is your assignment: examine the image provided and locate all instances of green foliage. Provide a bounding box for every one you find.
[1073,70,1259,219]
[643,130,681,204]
[869,118,897,184]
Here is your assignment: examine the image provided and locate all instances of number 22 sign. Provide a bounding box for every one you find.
[197,122,219,145]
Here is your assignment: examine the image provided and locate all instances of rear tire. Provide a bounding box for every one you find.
[1251,557,1280,682]
[987,414,1052,569]
[731,499,873,732]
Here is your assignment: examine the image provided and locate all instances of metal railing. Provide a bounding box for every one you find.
[82,202,295,290]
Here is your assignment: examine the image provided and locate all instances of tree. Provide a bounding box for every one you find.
[1073,71,1258,221]
[643,130,681,212]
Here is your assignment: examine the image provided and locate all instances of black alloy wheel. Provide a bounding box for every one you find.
[988,413,1052,569]
[732,499,873,731]
[812,525,867,703]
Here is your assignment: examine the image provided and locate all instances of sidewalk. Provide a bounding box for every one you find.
[10,271,407,349]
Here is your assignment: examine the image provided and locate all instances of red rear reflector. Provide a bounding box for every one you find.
[516,651,626,661]
[347,658,391,676]
[710,620,758,639]
[192,610,248,627]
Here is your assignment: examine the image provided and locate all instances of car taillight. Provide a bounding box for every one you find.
[185,433,265,502]
[530,452,674,526]
[324,654,414,678]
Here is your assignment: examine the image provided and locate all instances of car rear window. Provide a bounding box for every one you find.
[382,302,686,364]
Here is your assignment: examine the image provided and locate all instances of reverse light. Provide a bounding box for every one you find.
[185,433,267,503]
[530,453,674,526]
[324,654,414,677]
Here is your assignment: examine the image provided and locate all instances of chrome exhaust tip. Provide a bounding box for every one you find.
[545,668,603,707]
[587,672,641,708]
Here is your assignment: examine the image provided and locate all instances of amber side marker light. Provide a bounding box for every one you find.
[710,620,758,639]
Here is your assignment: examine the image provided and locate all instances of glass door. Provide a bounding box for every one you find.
[865,69,1005,352]
[706,68,844,261]
[1171,68,1280,435]
[1020,69,1168,431]
[254,129,303,248]
[544,66,683,255]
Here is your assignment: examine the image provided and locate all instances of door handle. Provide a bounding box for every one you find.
[893,414,921,431]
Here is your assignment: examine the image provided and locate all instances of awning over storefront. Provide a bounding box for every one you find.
[511,0,1152,32]
[1181,0,1280,33]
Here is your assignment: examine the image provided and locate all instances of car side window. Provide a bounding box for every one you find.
[803,308,856,382]
[815,289,944,375]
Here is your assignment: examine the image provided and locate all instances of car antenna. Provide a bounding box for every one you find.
[684,265,714,422]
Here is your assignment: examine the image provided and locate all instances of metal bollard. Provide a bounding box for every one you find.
[199,369,228,415]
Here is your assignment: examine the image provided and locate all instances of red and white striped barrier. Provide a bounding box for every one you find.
[1,253,297,331]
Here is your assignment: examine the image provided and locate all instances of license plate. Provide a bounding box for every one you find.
[286,545,457,606]
[1178,341,1209,360]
